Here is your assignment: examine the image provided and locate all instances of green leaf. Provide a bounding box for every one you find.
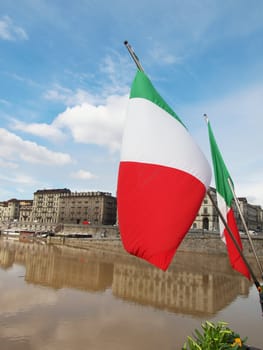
[182,321,248,350]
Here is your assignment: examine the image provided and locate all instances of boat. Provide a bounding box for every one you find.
[2,228,21,237]
[1,228,21,240]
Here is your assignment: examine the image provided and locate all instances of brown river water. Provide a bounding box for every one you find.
[0,238,262,350]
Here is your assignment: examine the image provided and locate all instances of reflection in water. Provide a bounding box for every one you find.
[0,242,16,269]
[26,248,113,292]
[112,262,249,317]
[0,239,251,317]
[1,239,262,350]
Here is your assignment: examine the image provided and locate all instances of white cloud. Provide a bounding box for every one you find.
[0,16,28,41]
[180,83,263,206]
[0,98,10,106]
[0,158,18,169]
[53,94,128,152]
[187,83,263,156]
[44,51,131,108]
[12,119,65,141]
[237,182,263,207]
[44,84,101,106]
[8,72,41,88]
[99,53,132,96]
[0,173,37,185]
[0,128,72,165]
[71,170,97,180]
[150,45,183,65]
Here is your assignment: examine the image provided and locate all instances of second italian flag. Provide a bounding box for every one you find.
[207,119,250,279]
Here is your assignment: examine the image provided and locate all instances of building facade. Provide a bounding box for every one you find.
[31,188,71,225]
[0,199,32,226]
[192,187,263,233]
[19,201,33,224]
[191,187,218,231]
[0,186,262,234]
[0,188,117,232]
[58,191,117,225]
[233,198,263,232]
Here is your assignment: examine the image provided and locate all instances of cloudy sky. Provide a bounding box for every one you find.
[0,0,263,206]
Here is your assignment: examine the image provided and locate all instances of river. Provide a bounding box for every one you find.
[0,238,262,349]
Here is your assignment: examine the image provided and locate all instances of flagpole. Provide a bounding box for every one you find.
[206,189,261,289]
[124,41,144,72]
[227,178,263,279]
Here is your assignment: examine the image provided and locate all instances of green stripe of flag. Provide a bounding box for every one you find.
[130,70,184,126]
[208,121,233,207]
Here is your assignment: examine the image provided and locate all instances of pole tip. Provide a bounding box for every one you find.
[124,40,128,46]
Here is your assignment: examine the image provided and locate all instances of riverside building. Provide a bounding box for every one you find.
[0,187,262,234]
[0,199,32,225]
[192,187,263,233]
[58,191,117,225]
[0,188,116,233]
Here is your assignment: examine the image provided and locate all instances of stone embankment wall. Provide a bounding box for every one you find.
[52,228,263,258]
[180,232,263,257]
[62,224,119,238]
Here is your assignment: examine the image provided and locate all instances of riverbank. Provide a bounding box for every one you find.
[46,231,263,258]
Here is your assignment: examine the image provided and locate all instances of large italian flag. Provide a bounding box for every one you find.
[207,119,250,279]
[117,70,211,271]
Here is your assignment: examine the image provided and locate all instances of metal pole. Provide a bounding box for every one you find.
[207,189,261,289]
[227,178,263,278]
[124,41,144,72]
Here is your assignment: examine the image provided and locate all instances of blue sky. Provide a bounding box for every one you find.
[0,0,263,207]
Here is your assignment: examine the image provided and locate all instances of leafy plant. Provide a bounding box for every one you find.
[182,321,247,350]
